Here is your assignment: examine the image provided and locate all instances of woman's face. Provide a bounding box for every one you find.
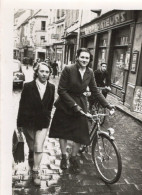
[78,51,90,67]
[37,64,50,83]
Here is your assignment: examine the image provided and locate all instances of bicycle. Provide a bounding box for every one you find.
[79,110,122,184]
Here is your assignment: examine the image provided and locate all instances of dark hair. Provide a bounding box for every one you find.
[76,48,93,63]
[33,62,52,80]
[100,62,107,66]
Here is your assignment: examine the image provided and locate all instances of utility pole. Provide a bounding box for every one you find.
[76,9,83,51]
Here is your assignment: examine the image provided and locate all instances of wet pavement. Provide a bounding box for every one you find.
[12,66,142,195]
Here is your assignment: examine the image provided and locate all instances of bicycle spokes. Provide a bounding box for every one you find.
[92,135,122,184]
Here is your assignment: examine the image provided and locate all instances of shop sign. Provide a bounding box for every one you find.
[81,11,134,36]
[132,86,142,114]
[51,34,59,39]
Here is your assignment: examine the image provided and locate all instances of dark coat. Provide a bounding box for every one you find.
[94,69,111,87]
[52,62,58,75]
[49,63,110,145]
[17,80,55,130]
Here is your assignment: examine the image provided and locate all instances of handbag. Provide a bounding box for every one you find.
[12,128,25,163]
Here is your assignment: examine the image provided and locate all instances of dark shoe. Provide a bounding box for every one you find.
[69,156,80,173]
[32,169,41,186]
[60,155,67,170]
[28,151,34,169]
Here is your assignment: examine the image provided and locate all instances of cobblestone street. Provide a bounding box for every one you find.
[12,66,142,195]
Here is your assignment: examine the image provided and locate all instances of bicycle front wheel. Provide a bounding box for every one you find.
[92,134,122,184]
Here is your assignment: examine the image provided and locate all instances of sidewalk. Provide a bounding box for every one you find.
[107,94,142,123]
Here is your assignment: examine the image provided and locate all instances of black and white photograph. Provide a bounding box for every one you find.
[1,0,142,195]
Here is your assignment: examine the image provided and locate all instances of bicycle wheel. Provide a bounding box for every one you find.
[90,102,105,126]
[92,134,122,184]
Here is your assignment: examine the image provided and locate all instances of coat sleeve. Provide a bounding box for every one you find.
[48,84,55,112]
[89,70,110,108]
[58,66,80,110]
[17,83,28,127]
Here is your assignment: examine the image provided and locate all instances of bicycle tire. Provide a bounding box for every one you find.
[92,133,122,184]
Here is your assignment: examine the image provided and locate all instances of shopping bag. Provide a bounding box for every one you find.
[12,128,25,163]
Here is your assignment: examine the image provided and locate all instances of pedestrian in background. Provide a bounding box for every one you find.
[49,48,114,173]
[94,62,111,98]
[17,62,55,186]
[52,60,58,78]
[33,58,40,70]
[57,59,62,76]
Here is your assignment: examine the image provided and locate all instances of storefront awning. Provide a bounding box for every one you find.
[62,32,77,39]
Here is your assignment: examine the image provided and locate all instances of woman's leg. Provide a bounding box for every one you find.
[33,128,48,170]
[59,139,68,170]
[69,142,81,173]
[59,139,67,154]
[71,142,81,156]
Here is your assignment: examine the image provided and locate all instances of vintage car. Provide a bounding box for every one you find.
[13,59,25,89]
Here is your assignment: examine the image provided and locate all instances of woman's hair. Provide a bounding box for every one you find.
[33,62,52,80]
[76,48,93,63]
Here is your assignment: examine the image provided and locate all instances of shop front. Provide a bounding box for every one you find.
[53,43,64,65]
[63,32,77,65]
[80,10,142,111]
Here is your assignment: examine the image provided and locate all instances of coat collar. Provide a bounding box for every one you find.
[31,80,50,104]
[75,62,91,82]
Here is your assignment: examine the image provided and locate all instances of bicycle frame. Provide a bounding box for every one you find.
[81,113,115,151]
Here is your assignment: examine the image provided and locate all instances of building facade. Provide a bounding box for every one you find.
[46,9,65,65]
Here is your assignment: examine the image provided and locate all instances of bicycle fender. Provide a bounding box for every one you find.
[98,131,115,141]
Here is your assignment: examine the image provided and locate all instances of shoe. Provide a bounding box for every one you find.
[28,151,34,169]
[60,154,67,170]
[69,156,80,173]
[32,169,41,186]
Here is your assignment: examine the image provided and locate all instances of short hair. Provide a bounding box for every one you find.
[76,48,93,63]
[100,62,107,66]
[33,62,52,80]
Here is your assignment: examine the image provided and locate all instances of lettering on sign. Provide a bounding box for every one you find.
[81,11,133,36]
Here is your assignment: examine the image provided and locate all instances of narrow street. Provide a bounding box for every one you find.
[12,65,142,195]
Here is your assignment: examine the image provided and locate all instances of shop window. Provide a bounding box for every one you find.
[41,21,46,30]
[111,48,128,88]
[97,32,108,67]
[111,26,130,88]
[40,36,45,44]
[114,27,129,46]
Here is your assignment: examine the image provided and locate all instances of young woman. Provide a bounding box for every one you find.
[49,48,114,173]
[17,62,55,186]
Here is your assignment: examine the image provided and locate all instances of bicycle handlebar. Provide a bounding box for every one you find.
[80,109,115,119]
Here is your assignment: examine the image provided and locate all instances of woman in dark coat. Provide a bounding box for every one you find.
[52,60,58,78]
[49,48,114,173]
[17,62,55,186]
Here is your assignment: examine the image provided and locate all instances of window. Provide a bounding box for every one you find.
[111,26,130,88]
[41,21,46,30]
[97,32,108,67]
[40,36,45,44]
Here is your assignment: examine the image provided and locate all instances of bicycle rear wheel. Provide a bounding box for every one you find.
[90,103,106,126]
[92,134,122,184]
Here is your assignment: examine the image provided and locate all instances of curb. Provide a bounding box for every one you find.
[116,105,142,124]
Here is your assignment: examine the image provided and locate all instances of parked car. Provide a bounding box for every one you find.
[13,59,25,89]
